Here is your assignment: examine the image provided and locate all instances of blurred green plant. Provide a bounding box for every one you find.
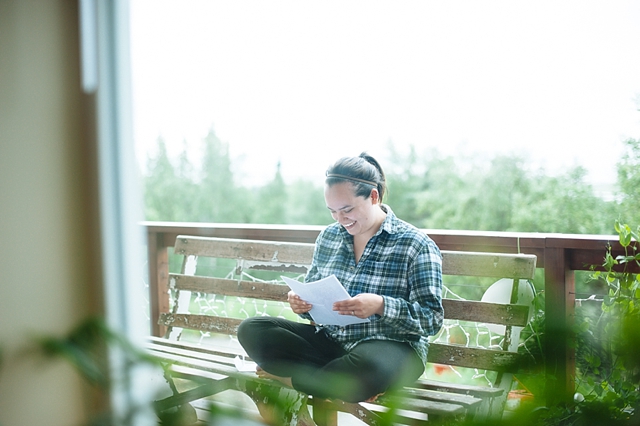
[25,317,166,425]
[575,220,640,423]
[470,221,640,426]
[32,317,156,388]
[21,317,241,425]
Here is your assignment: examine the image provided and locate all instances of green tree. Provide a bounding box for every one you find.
[388,149,611,234]
[384,143,431,226]
[253,162,288,224]
[144,137,173,221]
[404,151,527,232]
[424,153,530,232]
[473,155,529,231]
[615,138,640,224]
[196,129,240,222]
[144,137,198,221]
[411,153,467,230]
[286,179,331,226]
[512,166,611,234]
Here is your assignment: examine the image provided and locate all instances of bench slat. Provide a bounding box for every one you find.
[159,313,242,335]
[427,343,520,371]
[148,345,243,378]
[381,396,469,417]
[149,336,246,358]
[392,387,482,409]
[441,250,536,279]
[170,365,229,382]
[442,299,529,326]
[148,340,238,368]
[378,399,465,418]
[415,379,503,398]
[334,398,464,422]
[171,274,290,301]
[175,236,315,265]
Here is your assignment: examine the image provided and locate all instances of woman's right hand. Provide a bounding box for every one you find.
[287,291,312,314]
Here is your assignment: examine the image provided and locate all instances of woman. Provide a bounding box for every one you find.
[238,152,443,403]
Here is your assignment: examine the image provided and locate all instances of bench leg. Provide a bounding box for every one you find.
[242,380,316,426]
[312,398,338,426]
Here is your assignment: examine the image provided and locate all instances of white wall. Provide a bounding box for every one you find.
[0,1,104,424]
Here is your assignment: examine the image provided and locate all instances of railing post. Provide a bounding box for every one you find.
[148,230,169,337]
[543,245,576,406]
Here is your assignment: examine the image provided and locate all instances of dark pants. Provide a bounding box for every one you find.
[237,317,425,402]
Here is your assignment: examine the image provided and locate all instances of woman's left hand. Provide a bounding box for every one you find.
[333,293,384,318]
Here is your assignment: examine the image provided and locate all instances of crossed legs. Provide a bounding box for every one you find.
[237,317,424,403]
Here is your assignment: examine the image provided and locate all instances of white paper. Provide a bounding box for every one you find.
[282,275,370,326]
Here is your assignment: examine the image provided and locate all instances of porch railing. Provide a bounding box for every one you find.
[143,221,638,406]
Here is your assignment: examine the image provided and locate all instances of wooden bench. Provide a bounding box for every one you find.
[148,235,537,425]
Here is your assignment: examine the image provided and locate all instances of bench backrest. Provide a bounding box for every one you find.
[159,235,537,374]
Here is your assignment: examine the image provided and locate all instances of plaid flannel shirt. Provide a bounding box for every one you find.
[303,205,444,364]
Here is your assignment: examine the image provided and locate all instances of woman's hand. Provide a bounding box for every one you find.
[287,291,312,314]
[333,294,384,318]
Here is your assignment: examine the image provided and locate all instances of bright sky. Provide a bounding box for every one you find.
[130,1,640,187]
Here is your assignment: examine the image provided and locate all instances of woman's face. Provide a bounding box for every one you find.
[324,182,380,237]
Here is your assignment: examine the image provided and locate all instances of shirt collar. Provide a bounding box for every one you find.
[377,204,396,236]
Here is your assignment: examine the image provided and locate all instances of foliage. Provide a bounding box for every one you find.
[511,166,612,234]
[454,221,640,426]
[197,130,243,223]
[252,161,288,224]
[286,178,333,225]
[510,221,640,426]
[33,318,183,390]
[144,138,198,222]
[382,146,613,234]
[576,221,640,420]
[24,317,165,425]
[615,139,640,225]
[18,317,265,425]
[142,132,638,236]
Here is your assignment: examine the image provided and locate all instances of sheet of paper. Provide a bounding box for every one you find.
[282,275,370,326]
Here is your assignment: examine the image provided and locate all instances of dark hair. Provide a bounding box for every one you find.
[325,152,387,203]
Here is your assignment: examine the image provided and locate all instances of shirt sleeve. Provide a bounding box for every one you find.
[380,241,444,336]
[296,232,325,322]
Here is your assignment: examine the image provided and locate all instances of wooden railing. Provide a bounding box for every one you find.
[143,221,639,407]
